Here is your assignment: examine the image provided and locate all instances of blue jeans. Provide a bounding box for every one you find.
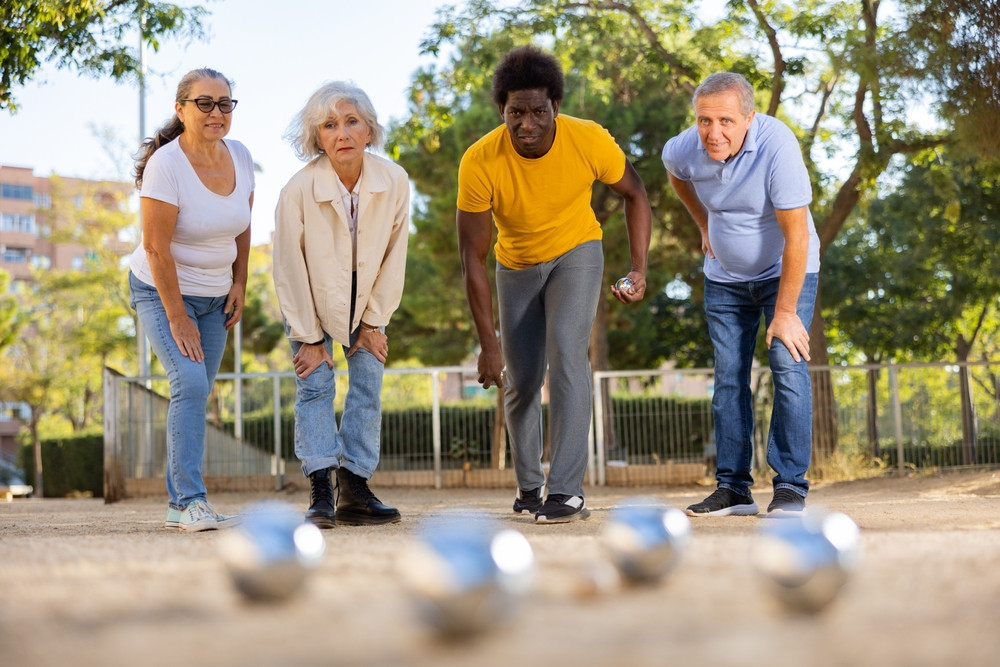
[288,327,384,479]
[496,240,604,497]
[704,272,819,497]
[128,272,229,510]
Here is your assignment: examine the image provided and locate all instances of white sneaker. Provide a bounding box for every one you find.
[179,499,219,532]
[165,506,182,529]
[204,501,241,528]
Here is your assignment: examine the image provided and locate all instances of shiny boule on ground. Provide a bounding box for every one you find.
[750,509,863,613]
[602,498,691,584]
[217,501,326,602]
[399,511,535,637]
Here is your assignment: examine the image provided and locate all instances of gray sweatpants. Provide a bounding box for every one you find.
[496,240,603,498]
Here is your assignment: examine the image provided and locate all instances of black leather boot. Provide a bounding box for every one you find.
[335,467,401,525]
[305,467,336,529]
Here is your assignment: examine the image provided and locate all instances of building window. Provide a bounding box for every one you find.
[0,213,36,234]
[1,183,33,200]
[71,255,84,270]
[33,192,52,209]
[29,254,51,270]
[2,247,29,263]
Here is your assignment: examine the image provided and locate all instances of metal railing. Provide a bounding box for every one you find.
[103,360,1000,501]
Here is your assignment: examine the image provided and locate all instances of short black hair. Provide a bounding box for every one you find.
[491,45,565,107]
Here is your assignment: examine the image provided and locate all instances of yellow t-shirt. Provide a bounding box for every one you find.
[457,114,626,269]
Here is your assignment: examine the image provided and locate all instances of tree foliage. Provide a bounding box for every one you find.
[0,0,207,111]
[0,269,18,352]
[824,153,1000,363]
[897,0,1000,160]
[389,0,730,368]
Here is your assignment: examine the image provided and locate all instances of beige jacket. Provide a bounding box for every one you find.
[273,152,409,346]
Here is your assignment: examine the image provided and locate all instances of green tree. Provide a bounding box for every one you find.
[0,269,18,352]
[824,153,1000,460]
[0,177,136,493]
[389,0,715,370]
[899,0,1000,159]
[0,0,207,111]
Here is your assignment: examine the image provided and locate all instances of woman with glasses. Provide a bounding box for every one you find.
[127,67,254,532]
[273,81,409,528]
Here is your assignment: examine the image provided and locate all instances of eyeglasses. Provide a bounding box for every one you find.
[181,97,238,114]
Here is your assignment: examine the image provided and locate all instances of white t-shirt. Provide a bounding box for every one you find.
[129,137,255,297]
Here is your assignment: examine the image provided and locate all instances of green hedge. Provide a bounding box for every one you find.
[21,396,713,497]
[235,396,713,466]
[20,434,103,498]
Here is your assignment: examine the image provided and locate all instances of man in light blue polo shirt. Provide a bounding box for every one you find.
[662,72,820,518]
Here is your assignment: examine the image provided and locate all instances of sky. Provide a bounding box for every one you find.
[0,0,461,246]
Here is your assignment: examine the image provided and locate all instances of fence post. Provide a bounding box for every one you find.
[431,370,442,489]
[103,367,124,504]
[273,375,283,491]
[889,363,905,473]
[593,372,606,486]
[234,319,243,441]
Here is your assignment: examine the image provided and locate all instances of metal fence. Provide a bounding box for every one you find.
[103,360,1000,501]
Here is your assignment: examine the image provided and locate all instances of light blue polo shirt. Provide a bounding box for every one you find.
[661,114,820,283]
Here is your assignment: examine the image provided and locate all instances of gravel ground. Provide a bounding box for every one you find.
[1,469,999,667]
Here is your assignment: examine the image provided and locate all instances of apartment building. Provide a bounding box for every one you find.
[0,164,133,465]
[0,164,133,282]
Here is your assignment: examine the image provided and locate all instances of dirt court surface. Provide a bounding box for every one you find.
[2,469,999,667]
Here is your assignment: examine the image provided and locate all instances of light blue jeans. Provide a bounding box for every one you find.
[704,272,819,497]
[129,272,229,510]
[496,240,604,498]
[288,327,384,480]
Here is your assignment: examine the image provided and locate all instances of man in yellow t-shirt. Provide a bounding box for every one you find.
[457,45,653,524]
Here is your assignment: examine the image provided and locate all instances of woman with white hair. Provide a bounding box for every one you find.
[273,81,409,528]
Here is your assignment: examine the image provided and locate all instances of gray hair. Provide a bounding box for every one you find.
[284,81,385,161]
[692,72,756,116]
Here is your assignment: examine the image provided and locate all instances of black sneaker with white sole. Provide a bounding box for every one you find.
[513,487,543,515]
[685,487,759,517]
[535,494,590,523]
[766,487,806,516]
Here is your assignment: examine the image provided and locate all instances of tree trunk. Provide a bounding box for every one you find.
[956,337,977,465]
[866,366,881,459]
[31,411,44,498]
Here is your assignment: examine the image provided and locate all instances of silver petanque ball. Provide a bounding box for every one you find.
[750,510,863,613]
[615,276,634,292]
[399,512,535,638]
[217,501,326,603]
[602,499,691,584]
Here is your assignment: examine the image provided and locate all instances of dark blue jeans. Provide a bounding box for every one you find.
[704,273,819,496]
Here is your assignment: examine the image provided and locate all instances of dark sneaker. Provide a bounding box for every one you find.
[685,487,759,517]
[535,494,590,524]
[513,487,543,515]
[766,487,806,517]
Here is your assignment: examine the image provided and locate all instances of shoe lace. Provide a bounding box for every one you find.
[706,488,731,503]
[201,501,227,521]
[310,470,334,505]
[185,500,213,522]
[773,488,800,503]
[343,470,376,502]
